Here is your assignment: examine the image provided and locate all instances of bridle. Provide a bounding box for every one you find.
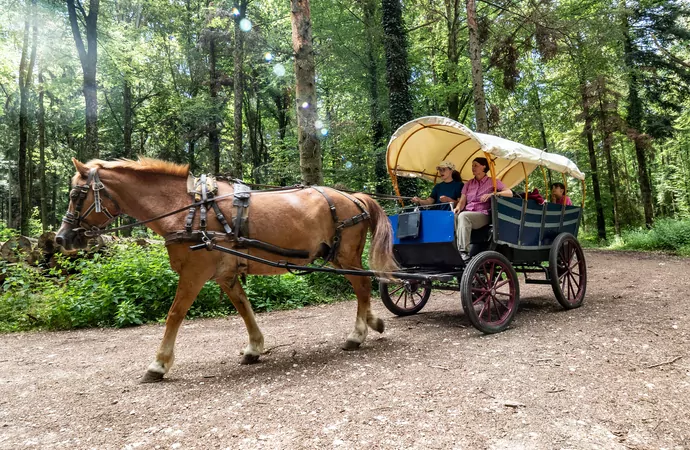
[62,168,122,237]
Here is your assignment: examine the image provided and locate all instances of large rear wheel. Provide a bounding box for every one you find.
[380,280,432,316]
[460,251,520,334]
[549,233,587,309]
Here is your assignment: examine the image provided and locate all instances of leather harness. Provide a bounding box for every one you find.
[62,168,371,266]
[164,175,370,264]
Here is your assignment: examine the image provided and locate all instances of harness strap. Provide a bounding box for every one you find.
[312,186,342,263]
[199,174,208,230]
[232,184,251,245]
[311,187,373,264]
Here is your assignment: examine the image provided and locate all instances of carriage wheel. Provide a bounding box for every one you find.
[380,280,432,316]
[549,233,587,309]
[460,251,520,334]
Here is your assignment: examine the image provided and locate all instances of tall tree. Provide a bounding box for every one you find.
[580,80,607,240]
[381,0,412,132]
[291,0,322,185]
[621,0,653,226]
[357,0,386,193]
[17,0,38,236]
[67,0,100,161]
[466,0,487,132]
[38,69,48,232]
[233,0,249,178]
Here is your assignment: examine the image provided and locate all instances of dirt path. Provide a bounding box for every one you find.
[1,250,689,449]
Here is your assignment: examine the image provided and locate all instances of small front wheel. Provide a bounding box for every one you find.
[380,280,432,316]
[460,251,520,334]
[549,233,587,309]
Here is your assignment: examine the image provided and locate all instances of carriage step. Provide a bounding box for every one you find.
[524,279,551,285]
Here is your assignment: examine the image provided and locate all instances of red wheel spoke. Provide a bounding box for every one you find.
[568,274,576,301]
[494,279,511,290]
[395,290,406,306]
[473,291,490,306]
[568,272,580,291]
[389,284,405,296]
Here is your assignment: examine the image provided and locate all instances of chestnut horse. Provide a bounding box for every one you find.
[56,158,398,382]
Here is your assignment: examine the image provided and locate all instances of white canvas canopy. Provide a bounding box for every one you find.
[386,116,585,189]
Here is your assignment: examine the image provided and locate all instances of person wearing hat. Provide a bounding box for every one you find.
[411,161,464,211]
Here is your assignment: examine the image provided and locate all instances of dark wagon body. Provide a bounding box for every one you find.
[381,116,588,333]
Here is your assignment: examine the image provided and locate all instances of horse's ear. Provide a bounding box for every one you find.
[72,158,89,177]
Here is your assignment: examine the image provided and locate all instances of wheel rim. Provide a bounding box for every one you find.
[557,239,586,306]
[387,282,427,311]
[469,258,516,326]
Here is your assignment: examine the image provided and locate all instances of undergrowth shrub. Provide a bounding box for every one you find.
[0,240,360,332]
[619,219,690,255]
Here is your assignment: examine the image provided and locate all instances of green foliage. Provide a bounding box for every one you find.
[0,223,17,241]
[0,242,356,332]
[617,219,690,255]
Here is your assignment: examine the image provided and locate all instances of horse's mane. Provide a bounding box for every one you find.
[85,157,190,178]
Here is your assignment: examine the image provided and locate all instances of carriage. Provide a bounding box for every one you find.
[56,116,588,381]
[380,116,587,333]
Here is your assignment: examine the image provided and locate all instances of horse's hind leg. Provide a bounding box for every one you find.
[218,277,265,364]
[141,264,213,383]
[342,274,384,350]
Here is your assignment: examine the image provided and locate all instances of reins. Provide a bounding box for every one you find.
[218,177,413,201]
[81,183,309,237]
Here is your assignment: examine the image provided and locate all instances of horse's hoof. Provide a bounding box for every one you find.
[342,339,361,351]
[241,353,260,365]
[140,370,165,383]
[371,318,385,333]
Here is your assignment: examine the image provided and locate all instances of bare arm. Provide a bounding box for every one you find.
[411,196,435,206]
[479,189,512,202]
[453,194,468,213]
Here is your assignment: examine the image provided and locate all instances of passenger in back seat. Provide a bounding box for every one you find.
[453,157,513,263]
[550,182,573,206]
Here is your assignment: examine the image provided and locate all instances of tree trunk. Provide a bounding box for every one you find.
[533,87,552,186]
[597,84,620,236]
[360,0,386,193]
[38,69,47,232]
[445,0,461,121]
[67,0,100,161]
[621,0,653,227]
[581,83,607,240]
[291,0,322,185]
[466,0,488,132]
[381,0,415,197]
[123,78,132,158]
[209,36,221,174]
[18,0,38,236]
[232,1,249,178]
[381,0,413,132]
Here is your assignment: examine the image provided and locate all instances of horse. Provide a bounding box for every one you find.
[56,157,399,382]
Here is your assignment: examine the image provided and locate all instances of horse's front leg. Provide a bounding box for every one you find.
[141,264,213,383]
[218,277,264,364]
[342,274,385,350]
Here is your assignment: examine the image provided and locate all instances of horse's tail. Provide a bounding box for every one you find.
[354,193,399,273]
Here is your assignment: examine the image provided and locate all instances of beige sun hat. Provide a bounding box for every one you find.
[436,160,456,171]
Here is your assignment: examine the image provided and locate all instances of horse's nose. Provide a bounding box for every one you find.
[55,235,65,247]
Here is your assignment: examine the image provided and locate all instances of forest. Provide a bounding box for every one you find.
[0,0,690,239]
[0,0,689,331]
[1,0,689,240]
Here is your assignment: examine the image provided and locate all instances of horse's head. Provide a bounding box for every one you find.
[56,158,122,250]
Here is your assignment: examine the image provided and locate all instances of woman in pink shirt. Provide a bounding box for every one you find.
[550,182,573,206]
[453,157,513,262]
